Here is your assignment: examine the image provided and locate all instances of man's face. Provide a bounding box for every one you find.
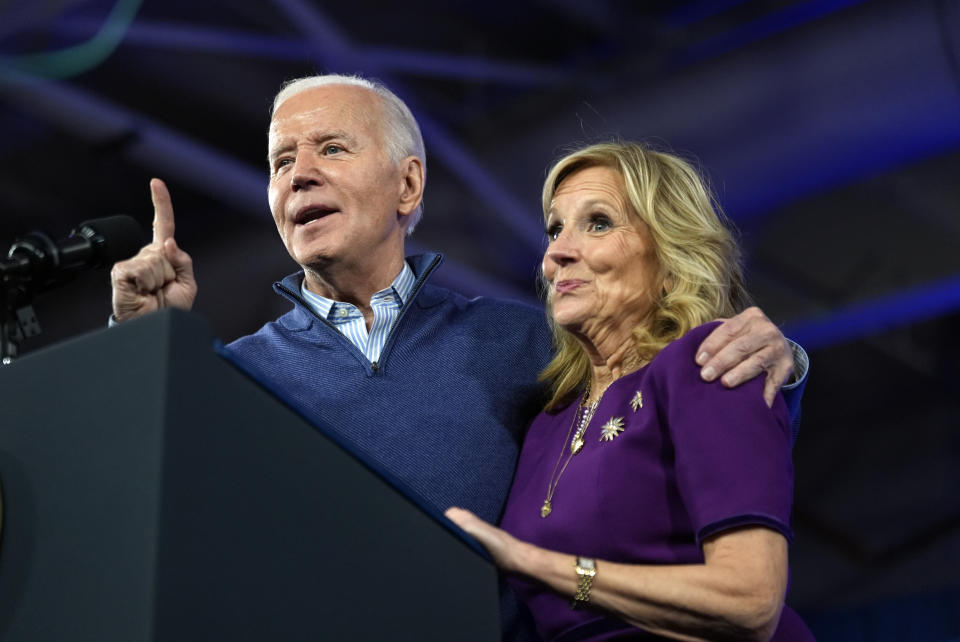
[267,84,411,276]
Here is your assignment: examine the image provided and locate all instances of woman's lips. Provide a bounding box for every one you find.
[555,279,585,294]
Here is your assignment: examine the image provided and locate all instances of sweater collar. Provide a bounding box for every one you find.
[274,252,446,328]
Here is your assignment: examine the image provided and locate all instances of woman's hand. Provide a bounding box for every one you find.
[445,507,529,574]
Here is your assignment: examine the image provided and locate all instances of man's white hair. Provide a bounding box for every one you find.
[271,74,426,232]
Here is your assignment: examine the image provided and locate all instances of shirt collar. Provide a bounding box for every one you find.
[299,260,415,320]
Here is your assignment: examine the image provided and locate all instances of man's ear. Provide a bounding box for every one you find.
[397,156,425,217]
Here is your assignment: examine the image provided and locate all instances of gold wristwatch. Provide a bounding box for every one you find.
[571,556,596,608]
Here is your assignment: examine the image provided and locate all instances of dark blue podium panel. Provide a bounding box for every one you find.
[0,309,499,641]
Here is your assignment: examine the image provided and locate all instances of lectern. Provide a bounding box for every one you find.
[0,310,499,641]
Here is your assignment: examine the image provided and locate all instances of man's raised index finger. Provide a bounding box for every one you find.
[150,178,175,243]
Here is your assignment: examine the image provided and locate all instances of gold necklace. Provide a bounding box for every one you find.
[540,383,605,518]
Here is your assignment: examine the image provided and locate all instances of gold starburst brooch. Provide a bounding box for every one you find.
[630,390,643,411]
[599,416,625,441]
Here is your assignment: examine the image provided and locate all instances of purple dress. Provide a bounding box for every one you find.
[500,322,815,641]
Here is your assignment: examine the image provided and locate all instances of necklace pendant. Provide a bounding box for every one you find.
[541,500,552,518]
[570,436,584,455]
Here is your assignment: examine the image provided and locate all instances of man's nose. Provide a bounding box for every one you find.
[290,151,322,191]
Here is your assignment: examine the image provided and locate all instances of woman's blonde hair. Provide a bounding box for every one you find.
[539,141,751,410]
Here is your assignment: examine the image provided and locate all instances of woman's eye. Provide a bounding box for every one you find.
[589,216,612,233]
[546,224,562,241]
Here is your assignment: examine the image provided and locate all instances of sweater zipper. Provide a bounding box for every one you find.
[376,254,442,367]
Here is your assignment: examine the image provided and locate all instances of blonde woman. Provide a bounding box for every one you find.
[448,142,813,641]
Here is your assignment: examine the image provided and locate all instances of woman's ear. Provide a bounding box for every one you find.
[661,272,675,296]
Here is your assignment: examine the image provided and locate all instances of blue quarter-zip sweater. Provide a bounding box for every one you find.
[225,252,554,524]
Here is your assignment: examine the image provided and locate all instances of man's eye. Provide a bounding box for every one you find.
[324,144,344,155]
[274,158,293,170]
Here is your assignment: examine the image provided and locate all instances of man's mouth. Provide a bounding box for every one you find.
[294,205,339,225]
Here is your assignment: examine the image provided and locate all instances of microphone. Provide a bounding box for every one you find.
[1,215,145,292]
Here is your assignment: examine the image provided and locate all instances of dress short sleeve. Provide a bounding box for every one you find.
[653,322,795,544]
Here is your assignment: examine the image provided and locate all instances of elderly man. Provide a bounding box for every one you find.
[111,74,804,525]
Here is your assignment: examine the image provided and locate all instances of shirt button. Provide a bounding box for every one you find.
[337,309,349,317]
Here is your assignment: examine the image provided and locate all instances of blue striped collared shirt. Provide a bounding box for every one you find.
[299,261,416,364]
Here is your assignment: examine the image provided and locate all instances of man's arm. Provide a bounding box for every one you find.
[110,179,197,321]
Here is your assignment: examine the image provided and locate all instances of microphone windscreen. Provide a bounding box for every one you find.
[74,215,145,265]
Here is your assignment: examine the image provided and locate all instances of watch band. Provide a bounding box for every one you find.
[571,556,596,608]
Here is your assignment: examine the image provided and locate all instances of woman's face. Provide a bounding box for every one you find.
[543,165,660,340]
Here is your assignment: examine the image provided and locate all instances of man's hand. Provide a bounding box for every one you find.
[696,306,792,407]
[110,179,197,321]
